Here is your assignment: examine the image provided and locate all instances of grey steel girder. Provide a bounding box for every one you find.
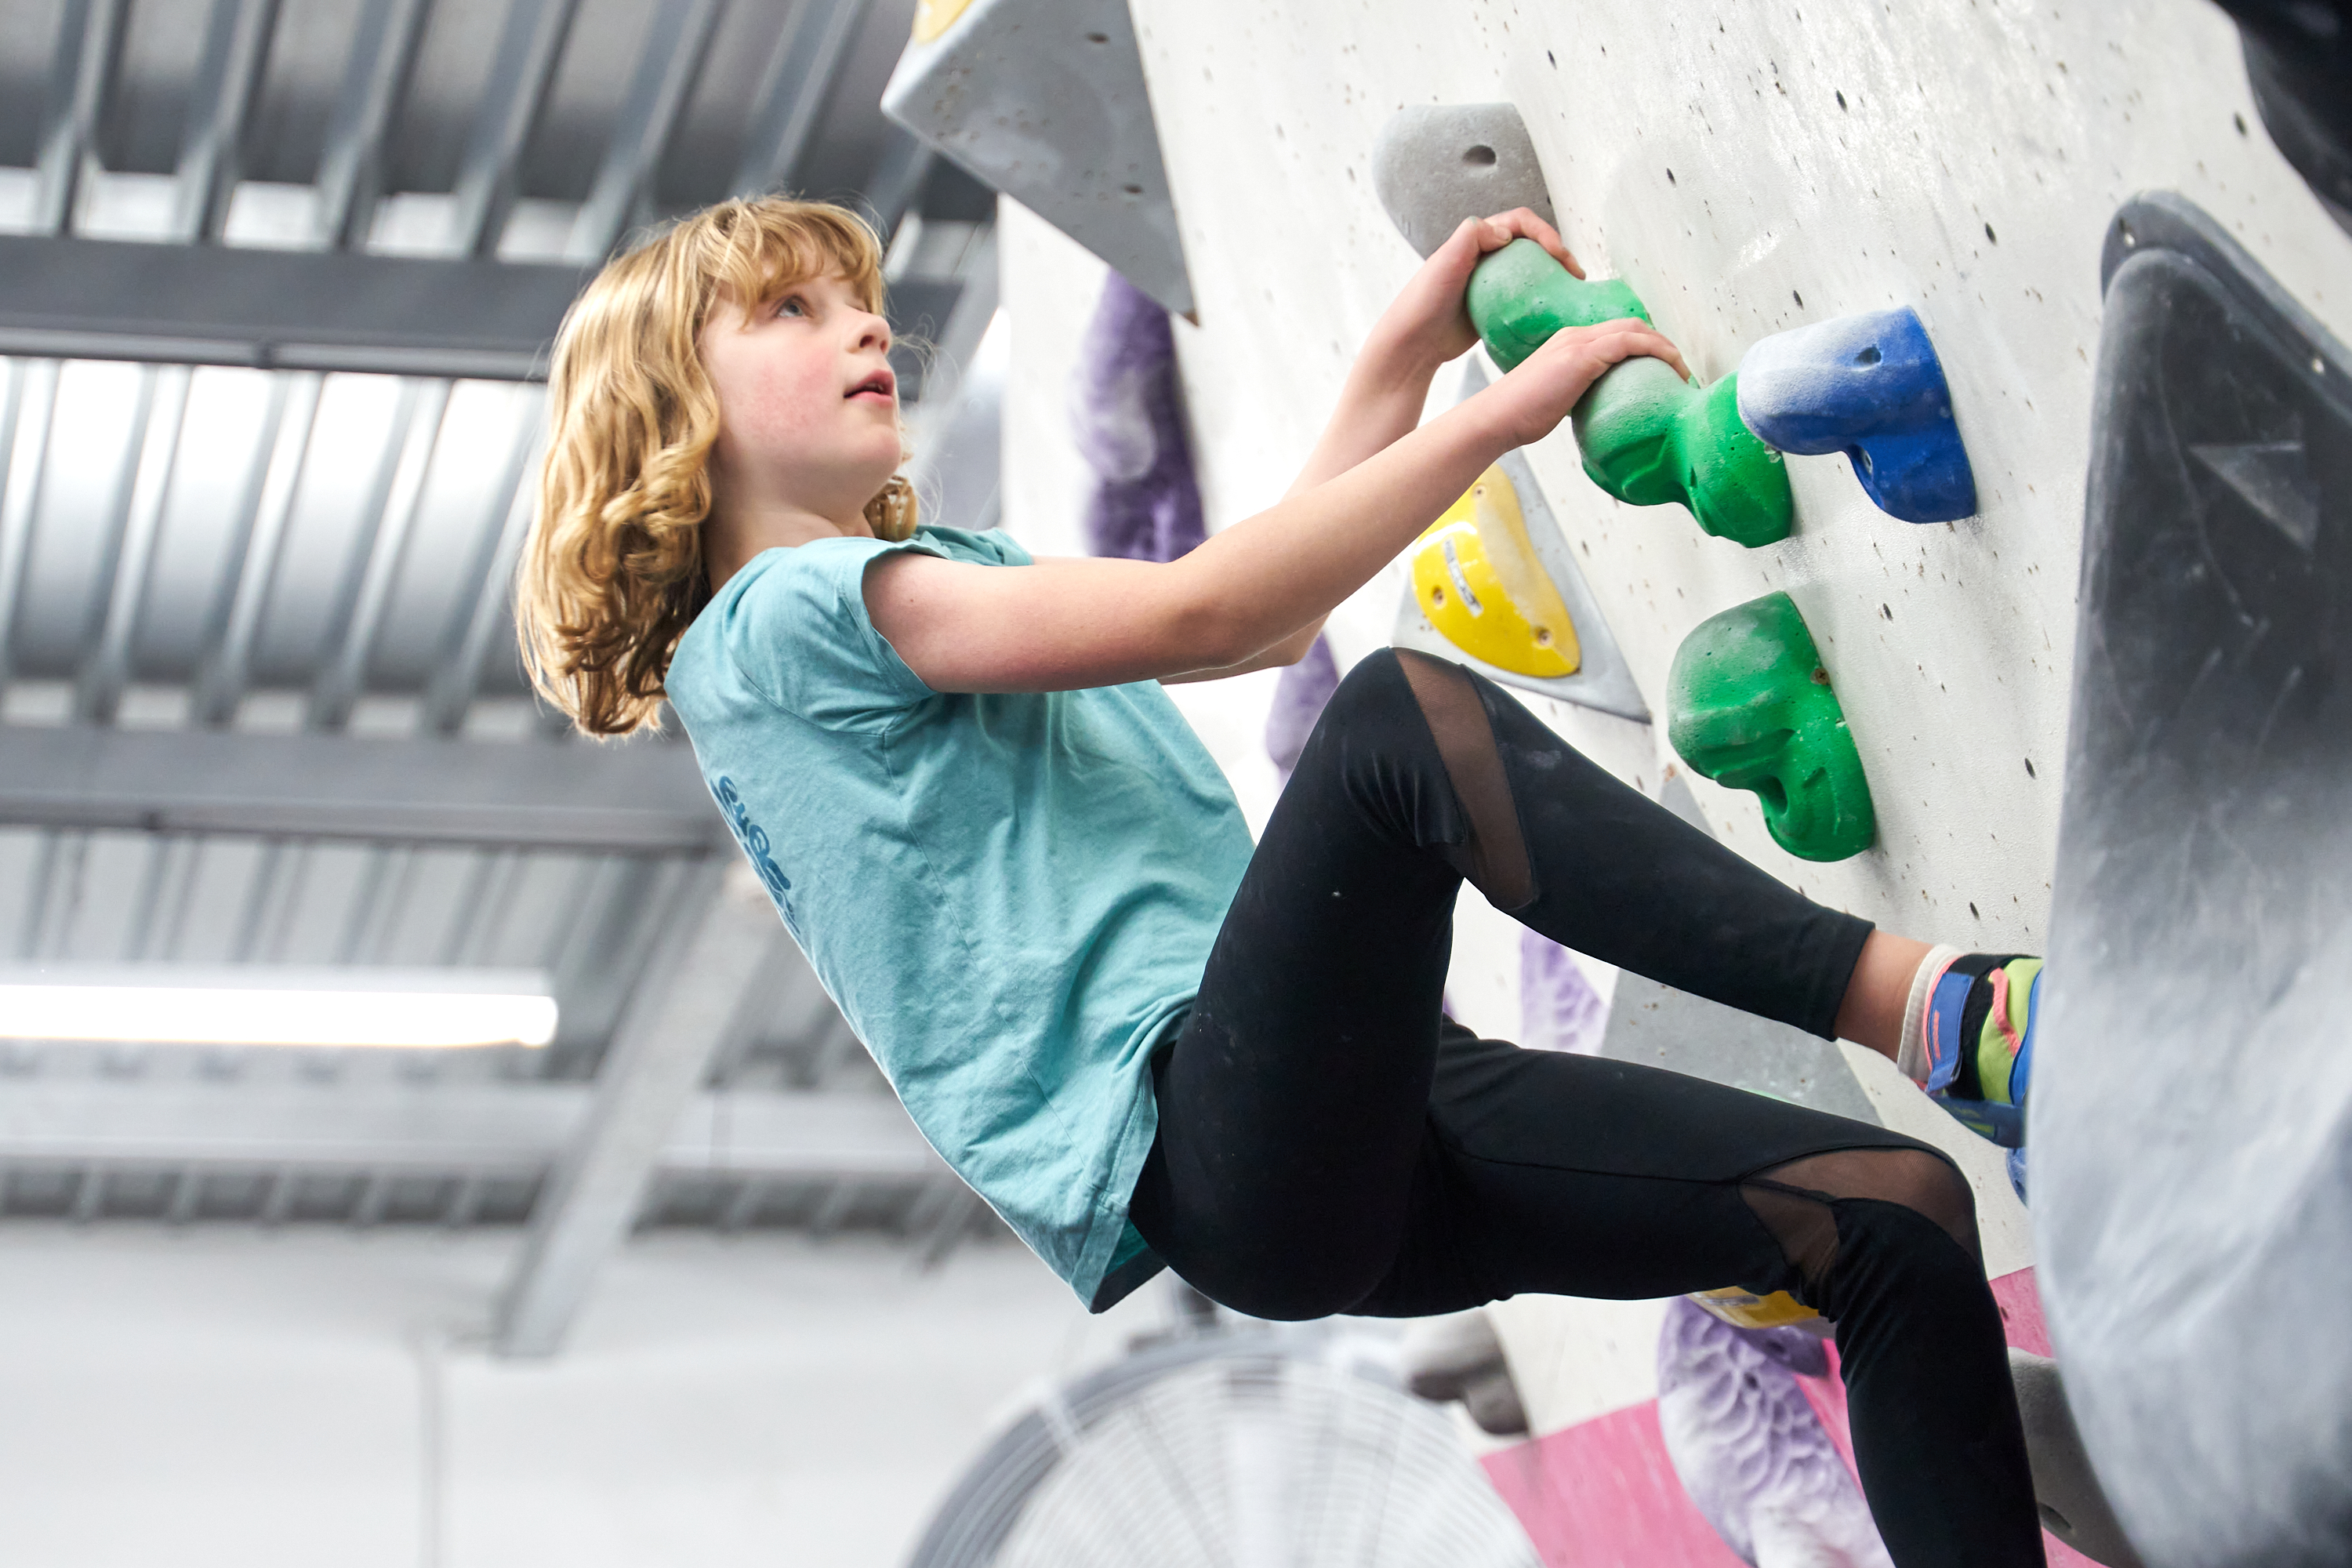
[0,234,966,384]
[0,233,593,380]
[0,722,723,854]
[495,862,782,1356]
[0,1077,935,1181]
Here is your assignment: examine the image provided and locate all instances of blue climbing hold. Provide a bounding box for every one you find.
[1735,307,1978,523]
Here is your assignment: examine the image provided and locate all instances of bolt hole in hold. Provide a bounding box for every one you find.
[1464,143,1497,167]
[1853,344,1882,365]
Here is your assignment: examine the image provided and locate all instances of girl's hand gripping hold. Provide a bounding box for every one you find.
[1362,209,1588,379]
[1478,314,1692,449]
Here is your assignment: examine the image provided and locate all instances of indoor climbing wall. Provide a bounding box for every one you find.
[947,0,2352,1564]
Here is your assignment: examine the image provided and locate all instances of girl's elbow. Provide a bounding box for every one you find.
[1157,587,1258,672]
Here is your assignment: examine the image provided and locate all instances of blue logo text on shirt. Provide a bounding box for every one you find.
[712,775,791,904]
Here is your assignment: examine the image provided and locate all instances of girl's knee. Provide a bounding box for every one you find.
[1320,645,1410,720]
[1875,1146,1981,1261]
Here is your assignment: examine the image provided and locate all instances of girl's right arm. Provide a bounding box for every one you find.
[867,231,1686,695]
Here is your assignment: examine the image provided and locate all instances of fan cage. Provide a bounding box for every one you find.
[907,1325,1539,1568]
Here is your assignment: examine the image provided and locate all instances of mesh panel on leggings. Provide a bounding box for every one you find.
[1394,650,1536,911]
[1740,1147,1981,1308]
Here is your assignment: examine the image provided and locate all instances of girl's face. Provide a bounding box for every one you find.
[699,271,902,531]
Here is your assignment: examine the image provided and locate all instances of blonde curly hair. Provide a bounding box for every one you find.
[516,197,918,737]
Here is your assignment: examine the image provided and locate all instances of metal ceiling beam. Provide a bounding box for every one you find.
[31,0,127,236]
[313,0,433,249]
[0,234,593,380]
[172,0,282,243]
[0,1077,934,1180]
[309,379,453,731]
[732,0,873,198]
[448,0,582,257]
[0,723,723,853]
[191,371,318,727]
[423,393,546,734]
[862,128,936,241]
[0,234,962,383]
[495,864,780,1357]
[75,365,191,724]
[0,360,62,689]
[568,0,726,261]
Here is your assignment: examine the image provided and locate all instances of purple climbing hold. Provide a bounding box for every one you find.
[1519,931,1606,1055]
[1657,1297,1894,1567]
[1264,633,1339,785]
[1069,270,1206,564]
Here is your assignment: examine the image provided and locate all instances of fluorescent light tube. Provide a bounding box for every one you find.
[0,967,557,1049]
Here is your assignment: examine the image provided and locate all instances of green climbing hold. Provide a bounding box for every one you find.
[1668,591,1876,862]
[1465,237,1652,354]
[1465,239,1794,549]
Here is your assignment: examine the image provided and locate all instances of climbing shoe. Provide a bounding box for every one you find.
[1916,952,2043,1148]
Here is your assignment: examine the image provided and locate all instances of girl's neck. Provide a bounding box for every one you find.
[705,499,874,593]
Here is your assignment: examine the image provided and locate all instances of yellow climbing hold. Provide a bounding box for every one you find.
[1688,1284,1827,1333]
[1409,466,1582,679]
[911,0,978,43]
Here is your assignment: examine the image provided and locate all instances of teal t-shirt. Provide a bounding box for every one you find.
[665,525,1255,1308]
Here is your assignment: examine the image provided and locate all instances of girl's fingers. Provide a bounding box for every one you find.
[1579,321,1690,384]
[1629,327,1691,383]
[1481,208,1584,277]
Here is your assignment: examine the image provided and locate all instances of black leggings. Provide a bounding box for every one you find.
[1129,648,2044,1568]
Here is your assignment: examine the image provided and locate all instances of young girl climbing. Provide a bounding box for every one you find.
[517,198,2049,1567]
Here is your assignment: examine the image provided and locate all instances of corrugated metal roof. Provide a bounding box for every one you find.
[0,0,1007,1291]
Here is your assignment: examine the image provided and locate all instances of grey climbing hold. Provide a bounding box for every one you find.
[1371,103,1557,259]
[2007,1350,2147,1568]
[881,0,1195,317]
[2039,191,2352,1568]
